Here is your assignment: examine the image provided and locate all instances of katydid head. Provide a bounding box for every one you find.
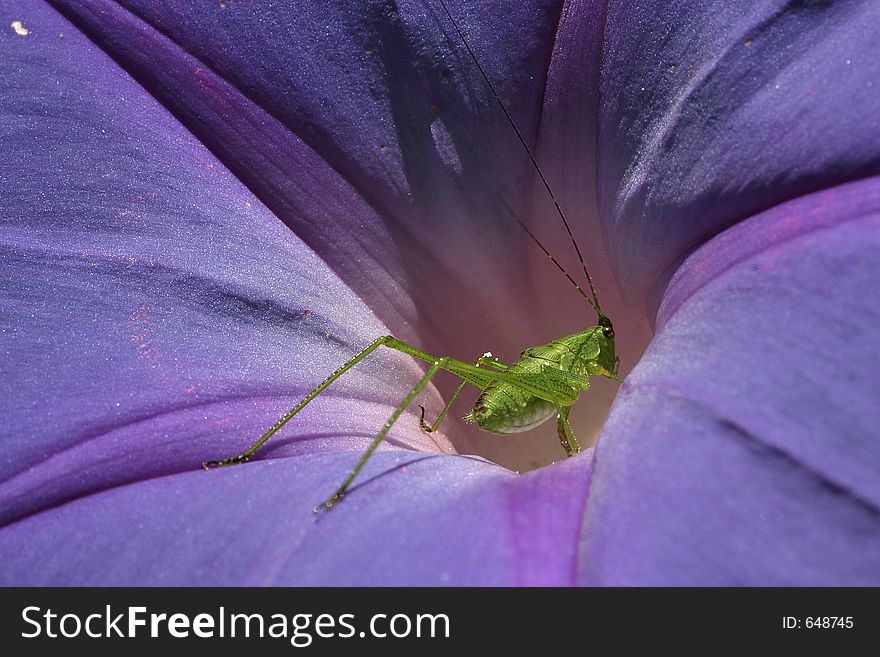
[596,318,618,375]
[598,314,615,341]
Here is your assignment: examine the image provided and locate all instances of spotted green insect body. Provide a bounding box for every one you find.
[469,324,618,442]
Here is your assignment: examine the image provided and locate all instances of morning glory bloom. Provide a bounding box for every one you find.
[1,0,878,585]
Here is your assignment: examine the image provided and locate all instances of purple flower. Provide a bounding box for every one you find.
[1,0,878,585]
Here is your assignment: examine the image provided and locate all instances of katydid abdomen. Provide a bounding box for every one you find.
[469,381,557,434]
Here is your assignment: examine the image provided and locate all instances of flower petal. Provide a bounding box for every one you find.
[598,0,880,313]
[581,179,880,584]
[0,0,452,528]
[0,450,592,585]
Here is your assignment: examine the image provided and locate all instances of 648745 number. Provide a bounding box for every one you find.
[806,617,854,629]
[783,616,854,629]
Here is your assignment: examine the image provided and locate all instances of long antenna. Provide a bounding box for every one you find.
[435,0,603,315]
[497,196,600,313]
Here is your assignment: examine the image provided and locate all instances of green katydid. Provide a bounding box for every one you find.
[203,0,623,510]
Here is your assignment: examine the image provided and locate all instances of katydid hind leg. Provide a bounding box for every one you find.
[198,330,488,509]
[203,334,476,470]
[322,348,527,509]
[320,356,454,511]
[202,334,456,469]
[203,335,398,470]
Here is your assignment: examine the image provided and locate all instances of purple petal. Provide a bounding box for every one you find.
[0,450,592,585]
[0,0,453,528]
[581,179,880,584]
[598,0,880,313]
[3,0,878,586]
